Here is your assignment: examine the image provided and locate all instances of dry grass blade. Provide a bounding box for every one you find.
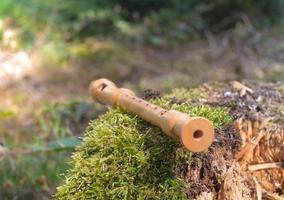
[253,177,262,200]
[248,162,284,172]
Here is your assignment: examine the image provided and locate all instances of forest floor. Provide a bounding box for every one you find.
[0,28,284,199]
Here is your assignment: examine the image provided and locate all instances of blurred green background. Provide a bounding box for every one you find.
[0,0,283,199]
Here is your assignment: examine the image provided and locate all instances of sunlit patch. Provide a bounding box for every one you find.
[0,51,32,86]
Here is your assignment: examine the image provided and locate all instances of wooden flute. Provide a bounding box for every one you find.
[89,78,214,152]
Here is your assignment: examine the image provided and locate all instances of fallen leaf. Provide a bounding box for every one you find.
[233,81,254,96]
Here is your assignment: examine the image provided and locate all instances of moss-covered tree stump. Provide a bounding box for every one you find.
[55,82,284,200]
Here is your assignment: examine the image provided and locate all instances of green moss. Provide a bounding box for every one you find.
[276,84,284,93]
[152,98,232,129]
[164,88,207,100]
[279,105,284,122]
[55,93,232,199]
[55,109,187,200]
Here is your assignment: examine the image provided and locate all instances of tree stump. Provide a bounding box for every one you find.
[55,81,284,200]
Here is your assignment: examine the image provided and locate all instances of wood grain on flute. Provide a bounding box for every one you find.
[89,78,214,152]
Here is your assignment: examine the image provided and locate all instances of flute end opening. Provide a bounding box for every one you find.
[180,117,214,152]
